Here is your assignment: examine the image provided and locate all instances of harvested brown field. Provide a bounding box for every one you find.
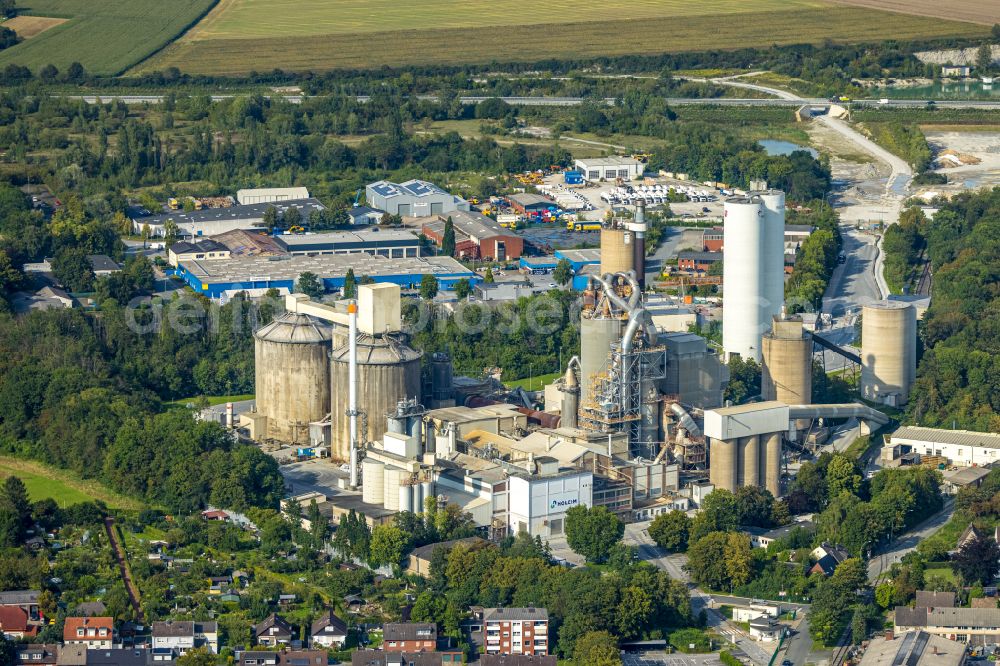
[828,0,1000,25]
[2,15,68,39]
[136,6,987,75]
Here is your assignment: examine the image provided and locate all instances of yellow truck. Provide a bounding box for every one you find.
[167,197,180,210]
[567,221,601,232]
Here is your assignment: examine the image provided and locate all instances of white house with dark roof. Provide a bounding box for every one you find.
[309,610,348,648]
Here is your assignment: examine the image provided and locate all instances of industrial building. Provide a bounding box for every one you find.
[167,239,230,267]
[518,249,600,275]
[705,402,787,497]
[722,191,786,362]
[366,180,469,217]
[133,198,326,239]
[861,301,917,406]
[677,251,721,272]
[347,206,387,226]
[573,157,644,182]
[274,229,421,258]
[421,211,523,260]
[176,254,477,302]
[884,426,1000,468]
[236,187,310,205]
[507,194,558,216]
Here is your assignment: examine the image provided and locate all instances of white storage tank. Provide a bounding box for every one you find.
[361,458,384,505]
[723,196,766,362]
[757,189,786,325]
[399,484,413,513]
[420,480,434,513]
[383,466,407,511]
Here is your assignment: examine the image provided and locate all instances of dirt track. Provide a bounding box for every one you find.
[3,16,68,39]
[829,0,999,25]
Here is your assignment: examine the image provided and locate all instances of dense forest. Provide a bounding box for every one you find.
[784,201,842,311]
[899,188,1000,431]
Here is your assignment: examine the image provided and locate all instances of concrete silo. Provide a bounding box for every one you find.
[709,437,738,492]
[861,301,917,407]
[764,432,782,497]
[330,334,422,461]
[722,196,767,362]
[361,458,385,505]
[761,313,813,405]
[739,436,760,487]
[600,226,635,276]
[253,312,333,444]
[757,190,786,325]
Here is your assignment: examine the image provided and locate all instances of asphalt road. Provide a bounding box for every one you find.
[867,498,956,582]
[66,93,1000,110]
[645,227,685,286]
[821,226,882,319]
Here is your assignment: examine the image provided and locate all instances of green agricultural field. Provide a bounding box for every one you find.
[137,1,987,75]
[0,456,144,510]
[0,0,217,75]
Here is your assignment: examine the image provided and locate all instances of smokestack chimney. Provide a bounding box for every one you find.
[347,301,359,489]
[632,199,647,289]
[226,402,234,428]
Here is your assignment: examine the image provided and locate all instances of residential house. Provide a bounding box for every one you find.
[310,610,348,648]
[208,576,232,595]
[483,608,549,656]
[382,623,436,652]
[151,620,219,654]
[254,614,295,647]
[74,603,108,618]
[941,65,972,77]
[810,543,850,576]
[732,604,780,624]
[238,650,328,666]
[351,651,459,666]
[406,537,489,578]
[14,643,59,664]
[743,521,815,549]
[895,606,1000,645]
[0,607,37,640]
[87,255,122,277]
[0,591,40,621]
[64,617,114,649]
[56,645,88,665]
[480,656,557,666]
[956,524,986,551]
[859,630,965,666]
[84,649,154,666]
[914,591,956,609]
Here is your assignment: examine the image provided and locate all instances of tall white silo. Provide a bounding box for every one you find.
[757,189,786,324]
[722,197,766,362]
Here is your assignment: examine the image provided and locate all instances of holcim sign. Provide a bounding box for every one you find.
[549,496,579,511]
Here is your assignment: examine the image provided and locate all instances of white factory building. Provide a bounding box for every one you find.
[366,179,470,217]
[886,426,1000,467]
[574,157,644,182]
[236,187,310,205]
[508,467,593,537]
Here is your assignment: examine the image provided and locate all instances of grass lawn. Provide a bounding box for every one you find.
[0,455,144,510]
[924,567,958,585]
[0,0,217,74]
[506,372,561,391]
[165,393,254,409]
[137,5,985,75]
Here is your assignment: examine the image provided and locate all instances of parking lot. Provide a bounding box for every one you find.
[621,652,724,666]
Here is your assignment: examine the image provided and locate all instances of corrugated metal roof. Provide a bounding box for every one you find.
[892,426,1000,450]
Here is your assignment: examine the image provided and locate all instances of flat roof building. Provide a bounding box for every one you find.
[890,426,1000,468]
[168,239,230,267]
[507,194,558,215]
[236,187,310,205]
[274,229,421,257]
[176,254,478,302]
[133,198,325,239]
[366,180,469,218]
[860,631,965,666]
[574,157,644,182]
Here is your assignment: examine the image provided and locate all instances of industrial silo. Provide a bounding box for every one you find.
[761,314,813,405]
[361,458,385,505]
[722,197,766,362]
[764,432,782,497]
[330,334,423,462]
[709,437,737,492]
[600,226,635,276]
[253,312,333,444]
[861,301,917,406]
[739,436,760,487]
[383,466,407,511]
[757,190,786,325]
[429,352,454,408]
[580,314,623,404]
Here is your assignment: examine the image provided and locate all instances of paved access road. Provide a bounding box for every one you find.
[867,498,956,582]
[622,652,723,666]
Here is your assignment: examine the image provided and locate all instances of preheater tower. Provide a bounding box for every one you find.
[861,301,917,407]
